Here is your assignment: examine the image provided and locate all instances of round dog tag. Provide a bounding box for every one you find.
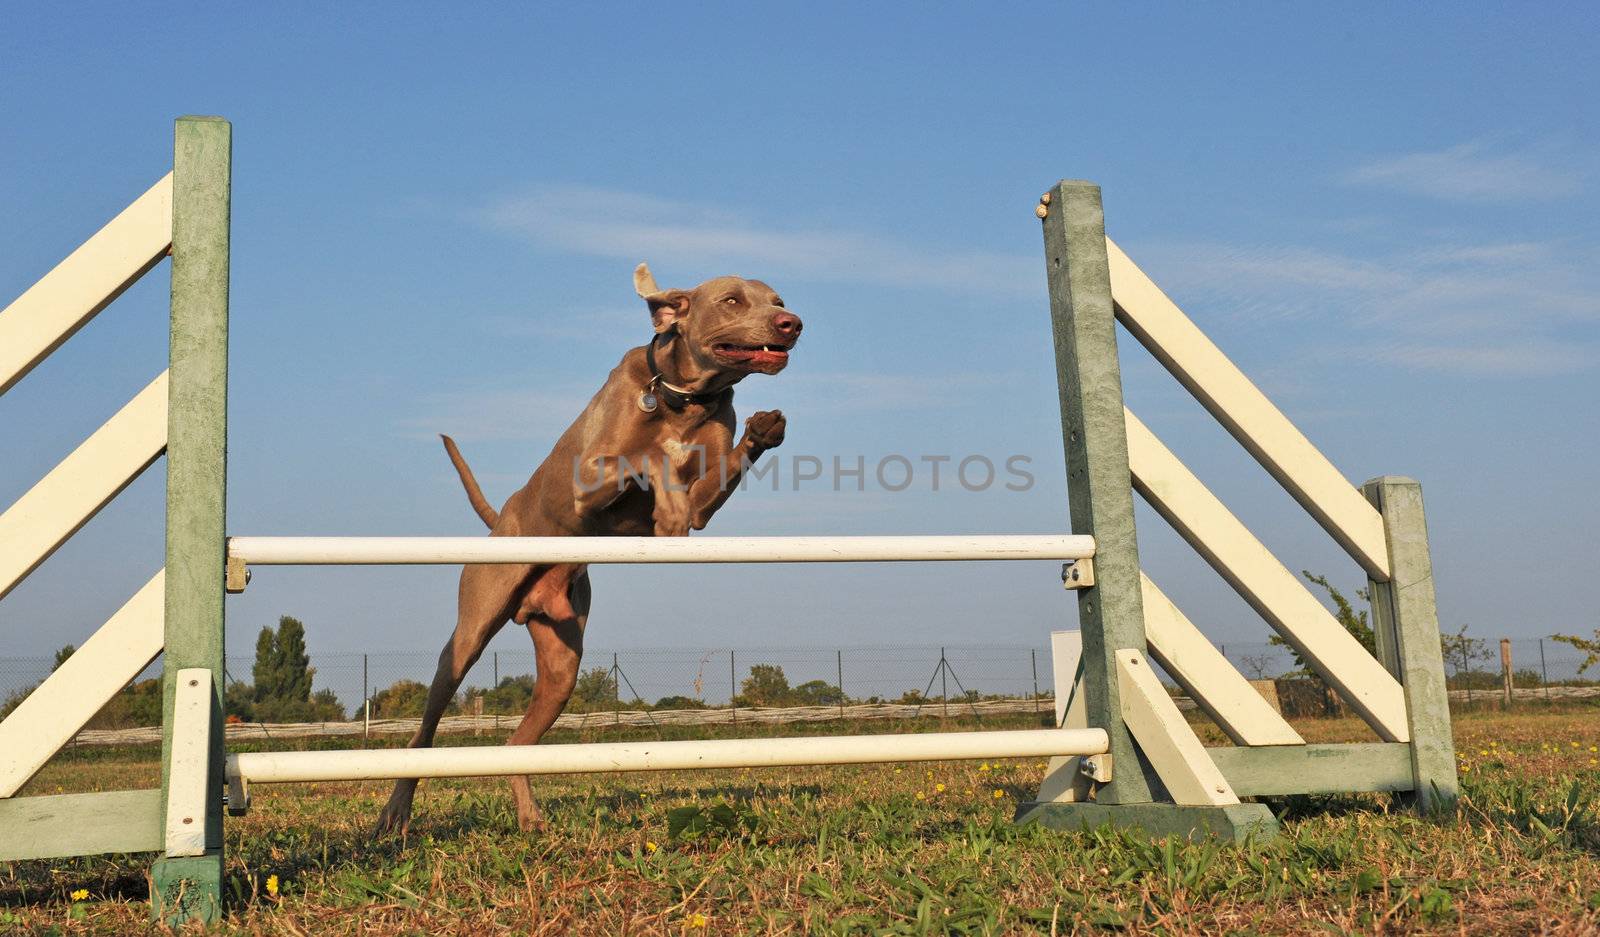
[637,391,658,413]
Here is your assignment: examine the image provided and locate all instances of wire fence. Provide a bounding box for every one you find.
[3,637,1595,728]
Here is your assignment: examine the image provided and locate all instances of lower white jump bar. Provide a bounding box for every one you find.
[226,534,1097,566]
[227,728,1110,784]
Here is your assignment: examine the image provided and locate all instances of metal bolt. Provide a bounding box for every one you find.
[188,679,198,687]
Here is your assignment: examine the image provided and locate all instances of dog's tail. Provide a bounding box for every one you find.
[440,434,499,529]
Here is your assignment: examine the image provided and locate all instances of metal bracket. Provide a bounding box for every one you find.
[224,556,250,594]
[224,757,250,816]
[1061,558,1095,590]
[1078,752,1113,784]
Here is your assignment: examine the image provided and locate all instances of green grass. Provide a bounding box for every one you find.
[3,707,1599,934]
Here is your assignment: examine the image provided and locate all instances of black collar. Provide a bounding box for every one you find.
[645,336,727,411]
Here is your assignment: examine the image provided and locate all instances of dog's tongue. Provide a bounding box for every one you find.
[748,348,788,367]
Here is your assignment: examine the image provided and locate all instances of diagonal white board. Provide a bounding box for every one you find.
[1106,237,1391,581]
[1141,572,1303,747]
[0,174,173,395]
[0,571,165,797]
[0,372,168,601]
[1124,408,1409,741]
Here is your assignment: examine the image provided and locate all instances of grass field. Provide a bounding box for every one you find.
[3,705,1598,935]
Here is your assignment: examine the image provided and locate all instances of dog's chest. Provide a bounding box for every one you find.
[659,438,701,471]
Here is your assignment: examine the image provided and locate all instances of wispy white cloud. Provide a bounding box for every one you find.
[398,387,592,443]
[481,306,642,341]
[478,185,1037,296]
[1371,340,1594,375]
[1343,142,1583,203]
[1131,236,1600,376]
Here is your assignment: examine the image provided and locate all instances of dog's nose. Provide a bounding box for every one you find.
[771,311,803,338]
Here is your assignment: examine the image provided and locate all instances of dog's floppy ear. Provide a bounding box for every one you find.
[634,262,690,334]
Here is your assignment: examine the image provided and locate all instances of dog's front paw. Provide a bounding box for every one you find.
[744,410,786,451]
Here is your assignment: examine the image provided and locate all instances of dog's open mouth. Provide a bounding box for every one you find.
[712,342,792,370]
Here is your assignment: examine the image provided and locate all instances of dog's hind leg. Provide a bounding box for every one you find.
[504,569,589,832]
[374,561,530,837]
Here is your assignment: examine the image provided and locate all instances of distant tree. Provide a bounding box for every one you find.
[652,695,703,710]
[1240,652,1277,680]
[480,674,535,715]
[1551,628,1600,676]
[372,679,438,718]
[568,667,618,712]
[243,616,343,722]
[1441,625,1492,681]
[739,664,791,706]
[88,678,163,729]
[52,645,75,671]
[253,617,314,706]
[790,679,844,706]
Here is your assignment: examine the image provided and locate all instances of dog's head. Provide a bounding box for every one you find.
[634,263,802,376]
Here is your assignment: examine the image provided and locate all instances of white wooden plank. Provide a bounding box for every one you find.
[0,371,168,600]
[1124,408,1410,741]
[1140,572,1304,747]
[227,534,1097,565]
[0,174,173,395]
[0,570,164,797]
[1116,649,1238,806]
[1038,630,1091,803]
[1106,238,1391,581]
[164,668,213,857]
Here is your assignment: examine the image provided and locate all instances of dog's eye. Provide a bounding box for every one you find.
[723,297,740,305]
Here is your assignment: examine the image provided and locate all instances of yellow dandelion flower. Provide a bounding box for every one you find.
[70,889,88,902]
[1572,742,1581,748]
[993,789,1005,799]
[1590,747,1597,753]
[916,791,926,800]
[935,783,946,793]
[265,874,279,898]
[1479,750,1489,756]
[965,789,974,796]
[688,912,709,928]
[645,841,658,854]
[979,763,991,772]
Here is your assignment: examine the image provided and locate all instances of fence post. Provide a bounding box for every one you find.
[1036,180,1153,806]
[151,116,230,926]
[1500,639,1513,708]
[1539,639,1550,700]
[940,647,949,719]
[613,652,621,727]
[836,649,845,720]
[1031,649,1040,716]
[730,650,737,726]
[1362,477,1458,810]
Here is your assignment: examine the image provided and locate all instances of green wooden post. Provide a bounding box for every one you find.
[1018,181,1275,842]
[1362,476,1458,810]
[1036,181,1151,805]
[151,116,231,926]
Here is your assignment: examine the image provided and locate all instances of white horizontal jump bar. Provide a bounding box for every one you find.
[228,728,1110,784]
[226,534,1096,566]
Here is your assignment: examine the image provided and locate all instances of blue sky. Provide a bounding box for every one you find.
[2,4,1596,668]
